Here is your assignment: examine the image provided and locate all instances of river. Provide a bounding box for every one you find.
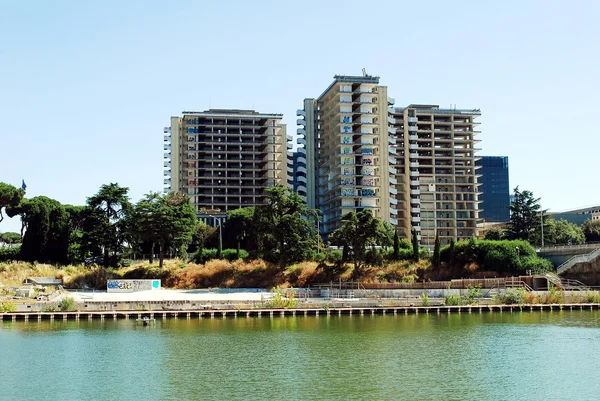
[1,311,600,400]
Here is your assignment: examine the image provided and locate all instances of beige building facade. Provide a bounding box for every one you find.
[164,109,287,223]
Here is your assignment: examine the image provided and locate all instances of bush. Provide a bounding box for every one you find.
[326,249,344,263]
[42,304,58,312]
[420,292,430,306]
[365,249,384,267]
[0,247,20,262]
[520,256,553,273]
[265,290,298,308]
[193,248,248,263]
[58,297,78,311]
[584,291,600,303]
[465,285,482,305]
[445,294,461,306]
[1,301,16,313]
[498,288,526,305]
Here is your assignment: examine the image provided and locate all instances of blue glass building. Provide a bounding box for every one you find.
[476,156,510,222]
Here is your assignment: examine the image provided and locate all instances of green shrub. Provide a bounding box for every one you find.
[193,248,248,263]
[1,301,17,313]
[42,304,58,312]
[0,247,20,262]
[326,249,343,263]
[445,294,461,306]
[266,290,298,308]
[58,297,77,311]
[465,285,482,305]
[365,249,385,267]
[420,292,430,307]
[584,291,600,303]
[520,256,553,273]
[499,288,526,305]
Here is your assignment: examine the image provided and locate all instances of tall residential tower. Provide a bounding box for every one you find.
[164,109,287,224]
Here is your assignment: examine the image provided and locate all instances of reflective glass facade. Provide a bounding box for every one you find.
[476,156,510,222]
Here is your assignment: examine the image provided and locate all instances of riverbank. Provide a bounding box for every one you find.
[3,303,600,322]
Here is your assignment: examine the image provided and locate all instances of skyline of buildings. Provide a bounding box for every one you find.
[164,73,512,245]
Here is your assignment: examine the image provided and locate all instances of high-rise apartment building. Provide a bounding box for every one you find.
[476,156,510,222]
[389,105,482,245]
[288,150,308,199]
[298,75,393,235]
[298,75,482,244]
[164,109,287,223]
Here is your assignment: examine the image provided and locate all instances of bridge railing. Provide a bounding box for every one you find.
[538,242,600,252]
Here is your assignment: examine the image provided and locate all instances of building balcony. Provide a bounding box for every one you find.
[164,135,170,142]
[389,167,397,175]
[390,218,398,225]
[388,137,396,145]
[296,109,306,117]
[410,171,420,177]
[296,119,305,126]
[389,187,398,195]
[163,178,171,185]
[390,198,398,205]
[408,126,418,132]
[298,175,307,183]
[389,177,397,185]
[297,128,306,136]
[408,117,418,123]
[410,180,420,186]
[388,116,396,124]
[411,197,421,204]
[164,152,170,158]
[297,166,307,175]
[164,161,171,168]
[410,153,419,158]
[388,146,397,155]
[411,189,420,195]
[410,162,419,168]
[390,208,398,216]
[411,207,420,214]
[409,135,418,141]
[389,156,396,164]
[388,127,396,134]
[298,137,306,146]
[409,144,418,150]
[412,216,421,223]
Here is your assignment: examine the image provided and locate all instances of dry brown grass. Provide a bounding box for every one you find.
[1,258,433,290]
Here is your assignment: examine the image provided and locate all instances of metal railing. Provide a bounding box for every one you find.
[557,247,600,275]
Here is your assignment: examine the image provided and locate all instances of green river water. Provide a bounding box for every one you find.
[1,311,600,400]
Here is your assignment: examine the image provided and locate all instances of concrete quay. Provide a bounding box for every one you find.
[2,303,600,321]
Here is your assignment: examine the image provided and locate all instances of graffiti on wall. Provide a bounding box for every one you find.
[107,280,161,293]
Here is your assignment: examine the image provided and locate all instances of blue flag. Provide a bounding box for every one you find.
[22,180,27,191]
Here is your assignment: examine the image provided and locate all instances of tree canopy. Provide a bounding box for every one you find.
[0,232,21,244]
[131,191,197,267]
[508,186,543,243]
[543,218,585,246]
[253,185,318,265]
[330,210,383,278]
[0,182,25,223]
[86,183,132,267]
[582,219,600,243]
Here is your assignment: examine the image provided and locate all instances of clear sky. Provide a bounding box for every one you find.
[1,0,599,233]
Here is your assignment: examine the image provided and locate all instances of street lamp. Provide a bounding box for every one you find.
[208,214,222,258]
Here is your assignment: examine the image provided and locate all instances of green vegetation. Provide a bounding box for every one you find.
[1,301,17,313]
[438,237,552,275]
[0,232,21,244]
[582,219,600,243]
[508,186,543,243]
[420,292,430,306]
[465,285,482,305]
[498,288,526,305]
[584,291,600,303]
[0,183,25,224]
[266,290,298,308]
[444,294,461,306]
[58,297,77,311]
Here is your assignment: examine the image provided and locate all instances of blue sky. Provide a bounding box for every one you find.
[1,0,599,233]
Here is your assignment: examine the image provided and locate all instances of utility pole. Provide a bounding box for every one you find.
[540,205,544,248]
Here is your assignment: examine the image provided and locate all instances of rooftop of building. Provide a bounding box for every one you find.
[548,205,600,215]
[317,73,381,100]
[180,109,283,118]
[394,105,481,115]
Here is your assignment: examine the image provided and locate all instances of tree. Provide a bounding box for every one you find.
[582,219,600,243]
[484,227,510,241]
[131,191,197,268]
[253,185,317,265]
[0,232,21,244]
[393,229,400,260]
[0,183,25,224]
[412,229,419,261]
[329,210,381,278]
[191,222,215,258]
[224,207,256,258]
[6,196,71,264]
[508,186,543,243]
[543,218,585,246]
[432,233,440,268]
[87,183,132,267]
